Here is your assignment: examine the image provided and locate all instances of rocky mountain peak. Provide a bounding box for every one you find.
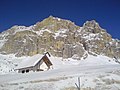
[0,17,120,60]
[82,20,103,34]
[46,15,62,21]
[84,20,99,27]
[34,16,80,32]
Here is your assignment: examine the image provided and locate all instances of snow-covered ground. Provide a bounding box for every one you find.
[0,54,120,90]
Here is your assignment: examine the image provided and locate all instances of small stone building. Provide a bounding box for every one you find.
[16,52,53,73]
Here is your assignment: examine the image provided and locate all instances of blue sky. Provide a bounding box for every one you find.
[0,0,120,39]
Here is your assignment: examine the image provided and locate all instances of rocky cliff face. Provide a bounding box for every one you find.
[0,16,120,60]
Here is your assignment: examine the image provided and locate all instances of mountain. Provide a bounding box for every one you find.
[0,16,120,60]
[0,16,120,89]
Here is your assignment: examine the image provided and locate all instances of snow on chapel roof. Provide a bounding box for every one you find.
[16,54,44,69]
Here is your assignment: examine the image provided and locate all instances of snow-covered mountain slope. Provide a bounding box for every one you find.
[0,54,28,74]
[0,54,120,90]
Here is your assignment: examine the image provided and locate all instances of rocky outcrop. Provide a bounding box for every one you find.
[79,20,119,59]
[62,43,87,60]
[0,16,120,60]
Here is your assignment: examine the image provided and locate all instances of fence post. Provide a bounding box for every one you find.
[75,77,80,90]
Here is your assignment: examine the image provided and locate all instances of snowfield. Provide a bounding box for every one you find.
[0,54,120,90]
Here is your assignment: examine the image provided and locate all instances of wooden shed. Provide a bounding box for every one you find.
[16,52,53,73]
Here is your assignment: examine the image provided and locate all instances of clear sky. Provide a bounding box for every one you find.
[0,0,120,39]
